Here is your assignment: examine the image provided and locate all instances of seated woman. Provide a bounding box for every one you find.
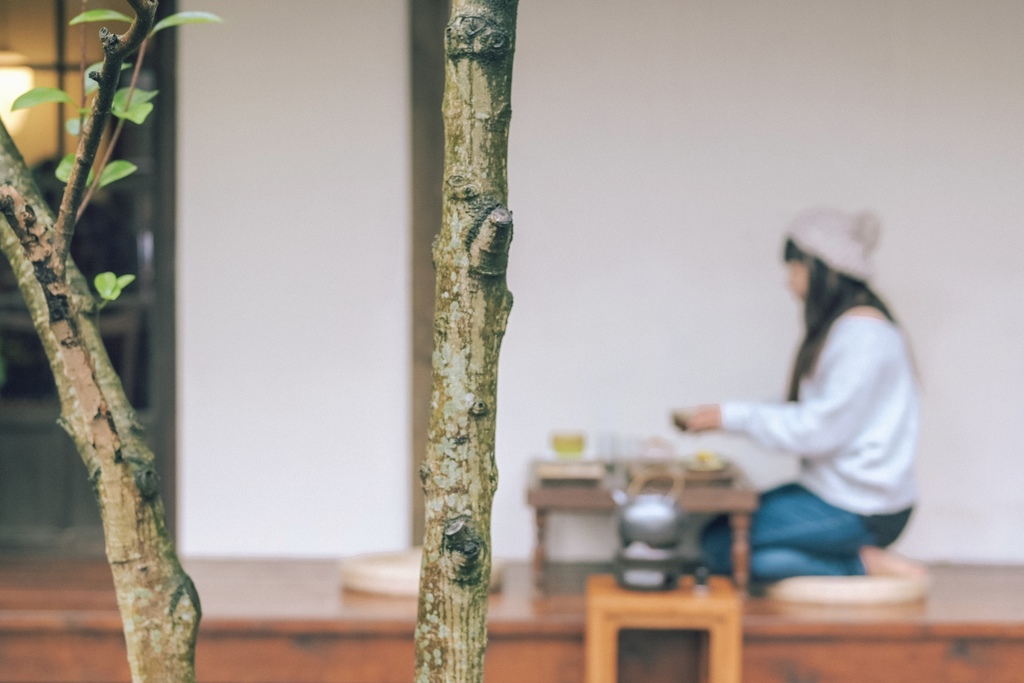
[675,208,926,582]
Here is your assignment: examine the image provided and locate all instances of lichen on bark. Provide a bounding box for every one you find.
[415,1,518,682]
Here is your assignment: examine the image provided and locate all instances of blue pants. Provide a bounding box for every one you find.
[701,483,874,582]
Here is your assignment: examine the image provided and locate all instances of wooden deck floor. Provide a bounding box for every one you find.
[1,557,1023,682]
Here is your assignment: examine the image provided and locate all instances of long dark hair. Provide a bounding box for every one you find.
[785,239,894,400]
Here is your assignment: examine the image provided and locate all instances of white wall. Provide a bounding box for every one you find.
[177,1,1024,565]
[177,1,410,557]
[496,0,1024,563]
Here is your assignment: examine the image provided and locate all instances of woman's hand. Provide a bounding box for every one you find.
[672,405,722,432]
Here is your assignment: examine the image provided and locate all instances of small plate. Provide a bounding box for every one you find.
[684,461,736,485]
[687,450,727,471]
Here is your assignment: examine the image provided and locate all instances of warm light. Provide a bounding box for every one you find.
[0,51,34,135]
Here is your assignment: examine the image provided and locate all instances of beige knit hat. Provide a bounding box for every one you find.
[786,208,881,282]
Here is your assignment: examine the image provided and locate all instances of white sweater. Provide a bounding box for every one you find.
[720,315,919,515]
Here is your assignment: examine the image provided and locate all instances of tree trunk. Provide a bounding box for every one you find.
[415,1,518,682]
[0,33,200,683]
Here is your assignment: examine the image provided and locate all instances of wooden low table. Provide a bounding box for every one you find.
[527,460,759,593]
[586,574,742,683]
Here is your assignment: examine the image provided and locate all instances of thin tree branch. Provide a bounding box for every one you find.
[52,0,158,260]
[79,0,88,112]
[78,37,149,221]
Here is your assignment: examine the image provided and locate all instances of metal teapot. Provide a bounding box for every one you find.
[612,467,687,549]
[612,465,706,591]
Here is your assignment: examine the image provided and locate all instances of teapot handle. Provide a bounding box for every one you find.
[626,464,685,500]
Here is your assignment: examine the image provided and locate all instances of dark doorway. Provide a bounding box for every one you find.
[0,0,178,555]
[409,0,449,545]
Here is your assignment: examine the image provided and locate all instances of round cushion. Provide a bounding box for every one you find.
[766,575,929,605]
[340,547,503,597]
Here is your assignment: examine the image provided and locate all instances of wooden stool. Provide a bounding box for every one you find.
[585,574,742,683]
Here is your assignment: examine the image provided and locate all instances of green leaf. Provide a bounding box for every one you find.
[150,11,223,36]
[112,88,157,124]
[112,101,154,125]
[65,117,81,136]
[54,154,95,186]
[69,9,133,26]
[84,62,131,96]
[94,272,118,300]
[94,271,135,302]
[97,160,138,189]
[11,87,76,111]
[112,89,158,124]
[55,154,75,183]
[112,87,159,111]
